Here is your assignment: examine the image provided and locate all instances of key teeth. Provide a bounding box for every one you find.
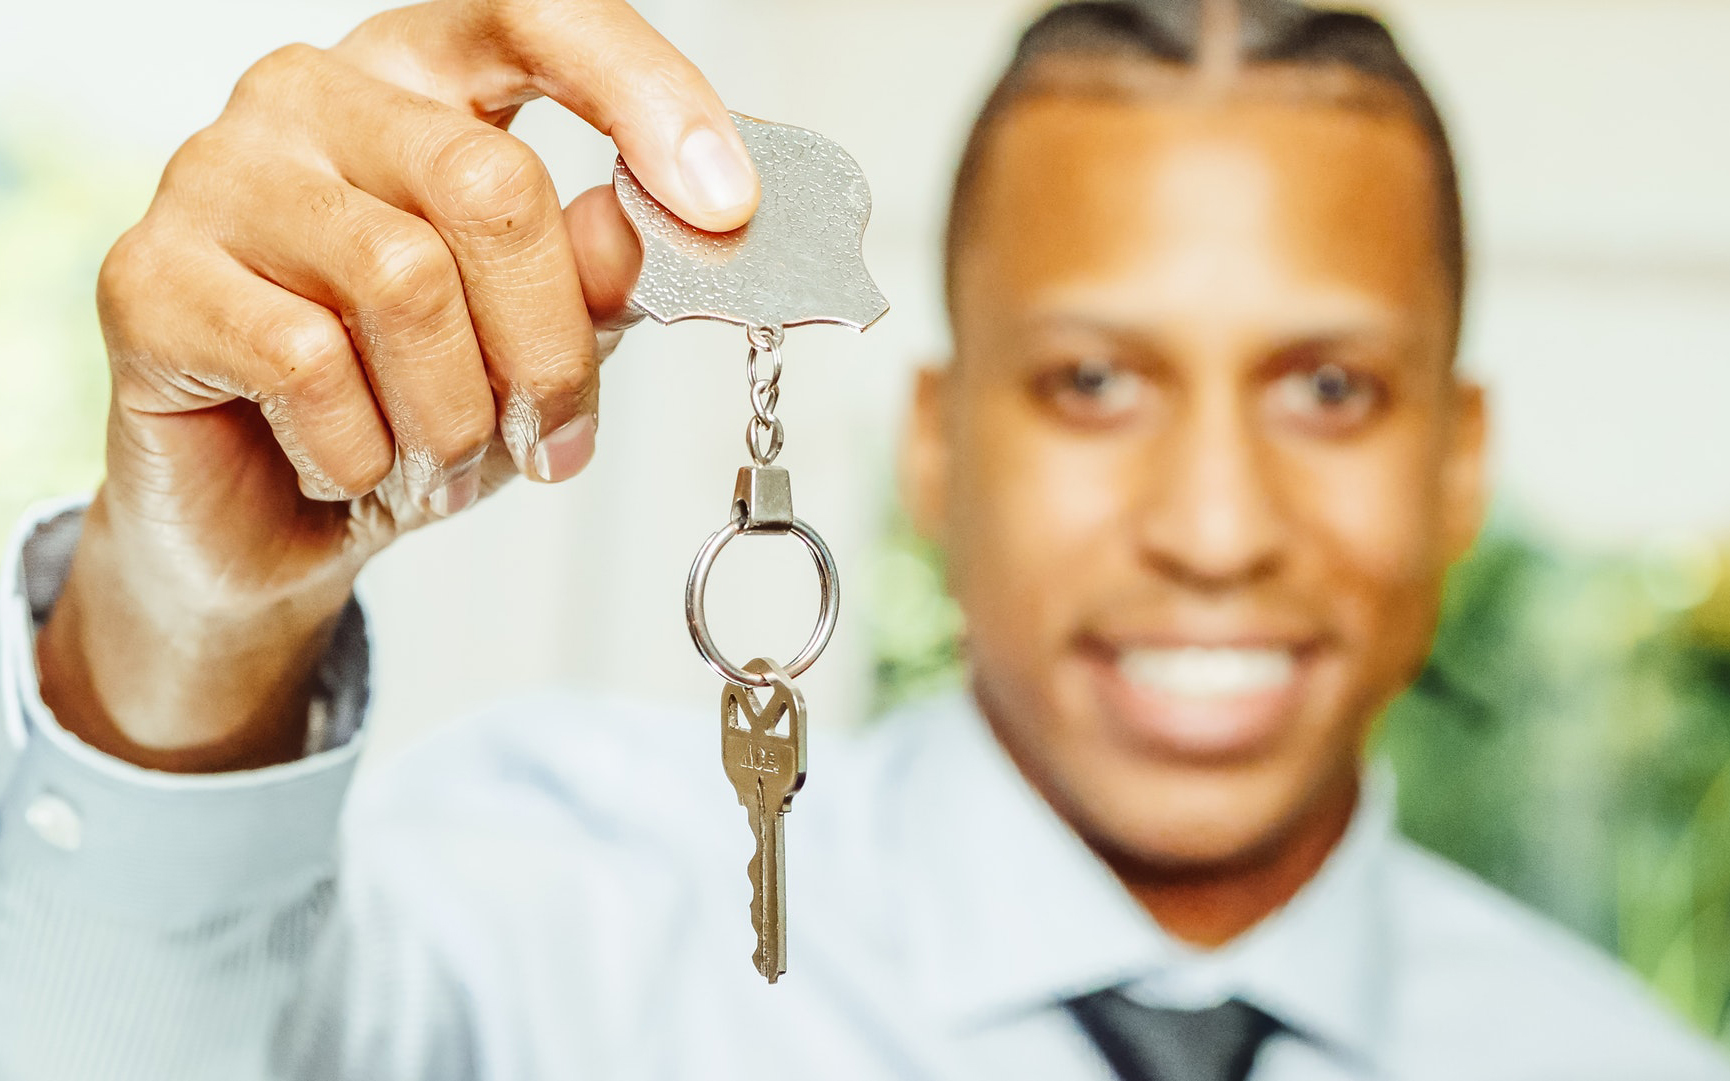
[747,840,785,982]
[747,846,768,977]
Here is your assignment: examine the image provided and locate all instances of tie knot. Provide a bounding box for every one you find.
[1068,989,1282,1081]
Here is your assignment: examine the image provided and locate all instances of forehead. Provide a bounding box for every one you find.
[955,92,1447,337]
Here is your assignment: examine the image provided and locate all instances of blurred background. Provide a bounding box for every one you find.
[3,0,1729,1046]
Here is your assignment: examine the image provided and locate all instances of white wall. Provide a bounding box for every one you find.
[1382,1,1730,541]
[2,0,1725,759]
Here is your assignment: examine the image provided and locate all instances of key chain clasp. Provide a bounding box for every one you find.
[686,323,839,689]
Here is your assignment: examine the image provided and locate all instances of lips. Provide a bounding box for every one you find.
[1081,639,1317,762]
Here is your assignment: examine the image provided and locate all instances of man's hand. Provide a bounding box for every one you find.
[36,0,759,771]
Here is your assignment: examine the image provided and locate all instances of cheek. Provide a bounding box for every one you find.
[945,390,1132,635]
[1279,427,1449,683]
[1283,424,1446,583]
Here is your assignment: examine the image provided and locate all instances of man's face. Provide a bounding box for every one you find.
[910,88,1484,870]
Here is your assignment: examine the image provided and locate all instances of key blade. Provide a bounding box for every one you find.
[761,811,787,981]
[745,781,787,982]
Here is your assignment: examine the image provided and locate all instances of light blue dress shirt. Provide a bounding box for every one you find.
[2,501,1726,1080]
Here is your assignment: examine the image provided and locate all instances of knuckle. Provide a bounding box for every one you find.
[96,227,154,314]
[353,224,453,315]
[634,57,704,107]
[264,402,393,499]
[257,320,394,496]
[425,404,497,469]
[479,0,540,41]
[95,227,171,350]
[428,127,552,227]
[160,127,227,190]
[232,43,322,108]
[262,317,353,399]
[323,435,396,496]
[511,354,595,408]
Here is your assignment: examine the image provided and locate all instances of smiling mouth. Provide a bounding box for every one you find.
[1083,641,1316,761]
[1119,646,1295,698]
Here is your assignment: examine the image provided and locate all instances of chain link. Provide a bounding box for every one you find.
[745,324,787,466]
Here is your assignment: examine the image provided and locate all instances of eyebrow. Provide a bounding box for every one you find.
[1015,307,1406,349]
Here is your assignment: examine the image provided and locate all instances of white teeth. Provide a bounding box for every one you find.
[1119,647,1294,698]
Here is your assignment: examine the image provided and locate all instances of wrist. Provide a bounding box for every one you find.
[36,496,355,772]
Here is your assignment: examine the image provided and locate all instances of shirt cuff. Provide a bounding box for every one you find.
[0,498,372,923]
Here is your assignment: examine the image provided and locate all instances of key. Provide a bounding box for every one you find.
[620,113,885,983]
[721,657,808,982]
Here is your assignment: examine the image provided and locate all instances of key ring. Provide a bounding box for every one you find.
[685,508,840,688]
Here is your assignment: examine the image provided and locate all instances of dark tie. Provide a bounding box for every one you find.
[1068,989,1281,1081]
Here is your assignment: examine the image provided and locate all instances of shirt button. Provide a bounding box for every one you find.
[25,793,83,852]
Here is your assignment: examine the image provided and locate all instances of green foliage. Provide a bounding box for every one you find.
[1386,526,1730,1041]
[870,514,1730,1045]
[868,515,966,714]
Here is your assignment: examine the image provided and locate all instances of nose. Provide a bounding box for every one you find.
[1134,382,1284,590]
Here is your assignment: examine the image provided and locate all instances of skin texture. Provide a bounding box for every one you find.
[37,0,753,770]
[904,88,1486,945]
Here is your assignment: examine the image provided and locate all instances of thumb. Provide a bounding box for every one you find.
[336,0,761,232]
[471,0,760,231]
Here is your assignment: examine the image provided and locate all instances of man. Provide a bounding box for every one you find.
[0,0,1722,1077]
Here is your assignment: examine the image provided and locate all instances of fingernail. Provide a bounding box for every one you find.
[427,465,482,518]
[532,414,596,483]
[678,126,757,219]
[298,474,348,503]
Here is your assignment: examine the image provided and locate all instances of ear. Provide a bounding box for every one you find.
[900,363,953,544]
[1440,379,1488,563]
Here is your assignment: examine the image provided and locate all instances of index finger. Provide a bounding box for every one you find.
[333,0,760,233]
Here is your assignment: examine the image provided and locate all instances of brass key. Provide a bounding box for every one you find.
[721,658,807,982]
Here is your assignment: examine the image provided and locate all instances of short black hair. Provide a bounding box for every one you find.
[945,0,1465,346]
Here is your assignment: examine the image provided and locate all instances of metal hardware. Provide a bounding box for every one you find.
[685,511,840,689]
[615,113,887,983]
[616,114,889,333]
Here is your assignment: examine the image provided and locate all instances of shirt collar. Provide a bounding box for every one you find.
[891,692,1390,1069]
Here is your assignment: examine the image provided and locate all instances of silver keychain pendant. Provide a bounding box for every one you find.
[616,113,889,332]
[615,112,887,982]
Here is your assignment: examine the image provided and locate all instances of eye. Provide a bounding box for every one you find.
[1032,357,1146,427]
[1268,362,1386,436]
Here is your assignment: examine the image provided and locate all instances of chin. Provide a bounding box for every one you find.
[980,657,1352,874]
[1080,639,1361,863]
[1061,749,1313,871]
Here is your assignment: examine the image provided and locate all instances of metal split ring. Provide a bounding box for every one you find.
[685,515,840,688]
